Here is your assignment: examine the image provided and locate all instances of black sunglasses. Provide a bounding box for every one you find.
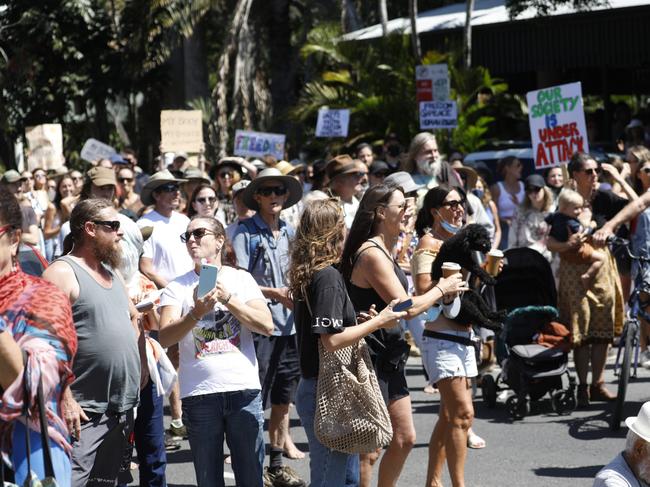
[440,199,465,209]
[582,167,601,176]
[196,196,217,204]
[256,186,288,197]
[118,177,134,183]
[157,183,179,193]
[218,171,234,179]
[180,228,216,243]
[92,220,121,232]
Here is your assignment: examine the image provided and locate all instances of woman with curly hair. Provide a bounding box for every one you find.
[289,198,406,486]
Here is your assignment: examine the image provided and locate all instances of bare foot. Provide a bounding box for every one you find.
[224,455,231,464]
[283,438,305,459]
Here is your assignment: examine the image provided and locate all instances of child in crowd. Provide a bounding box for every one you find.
[545,189,605,288]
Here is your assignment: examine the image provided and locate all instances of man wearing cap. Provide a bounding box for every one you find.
[594,401,650,486]
[369,160,391,188]
[226,180,255,242]
[232,168,305,487]
[327,154,366,229]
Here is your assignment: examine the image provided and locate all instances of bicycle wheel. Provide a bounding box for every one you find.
[611,321,634,431]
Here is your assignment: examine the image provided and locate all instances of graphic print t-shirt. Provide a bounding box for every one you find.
[160,266,265,398]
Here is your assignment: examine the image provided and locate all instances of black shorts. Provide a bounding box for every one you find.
[255,334,300,408]
[376,366,410,404]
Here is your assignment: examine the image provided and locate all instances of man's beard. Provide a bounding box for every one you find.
[637,456,650,484]
[92,237,122,269]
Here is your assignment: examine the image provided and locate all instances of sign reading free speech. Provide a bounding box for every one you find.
[234,130,285,160]
[527,82,589,169]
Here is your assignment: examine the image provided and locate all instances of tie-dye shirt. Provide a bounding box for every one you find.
[0,270,77,455]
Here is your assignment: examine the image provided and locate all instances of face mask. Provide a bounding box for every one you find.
[416,158,435,176]
[440,218,461,234]
[471,188,484,200]
[387,145,401,157]
[48,188,56,202]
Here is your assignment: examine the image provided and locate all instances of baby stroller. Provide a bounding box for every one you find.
[481,247,577,419]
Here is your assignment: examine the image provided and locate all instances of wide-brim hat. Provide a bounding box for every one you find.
[141,169,187,206]
[384,171,423,194]
[326,155,358,180]
[242,168,303,211]
[1,169,21,184]
[454,166,478,190]
[209,157,246,180]
[626,401,650,443]
[182,166,212,186]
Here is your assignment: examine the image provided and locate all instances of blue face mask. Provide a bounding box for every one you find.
[471,188,484,200]
[440,218,461,235]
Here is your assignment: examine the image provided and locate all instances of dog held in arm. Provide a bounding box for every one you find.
[431,224,505,332]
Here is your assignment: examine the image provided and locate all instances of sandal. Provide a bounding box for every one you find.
[423,384,438,394]
[467,430,486,449]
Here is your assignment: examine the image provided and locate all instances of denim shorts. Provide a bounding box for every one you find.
[421,329,478,385]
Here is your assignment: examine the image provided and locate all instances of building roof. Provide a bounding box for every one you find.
[342,0,649,41]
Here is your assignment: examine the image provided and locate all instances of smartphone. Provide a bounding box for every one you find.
[393,298,413,312]
[197,263,218,298]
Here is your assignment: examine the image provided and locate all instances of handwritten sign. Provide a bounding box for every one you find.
[25,124,64,171]
[80,138,116,163]
[234,130,285,160]
[315,108,350,138]
[160,110,203,153]
[527,82,589,169]
[416,64,450,102]
[419,101,457,130]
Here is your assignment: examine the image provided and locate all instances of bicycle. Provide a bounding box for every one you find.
[608,237,650,430]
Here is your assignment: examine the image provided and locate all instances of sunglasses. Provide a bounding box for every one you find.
[92,220,121,232]
[118,177,134,183]
[180,228,216,243]
[21,176,33,181]
[196,196,217,205]
[218,171,234,179]
[440,199,465,209]
[157,183,179,193]
[526,186,543,193]
[256,186,288,197]
[582,167,601,176]
[71,177,82,182]
[34,173,47,179]
[349,171,368,179]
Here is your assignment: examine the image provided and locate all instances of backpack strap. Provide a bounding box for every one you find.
[239,218,264,273]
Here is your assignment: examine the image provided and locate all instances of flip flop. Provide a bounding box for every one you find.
[467,431,486,449]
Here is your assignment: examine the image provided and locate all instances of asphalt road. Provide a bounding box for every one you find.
[131,349,650,487]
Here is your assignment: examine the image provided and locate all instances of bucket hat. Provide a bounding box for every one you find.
[140,169,187,206]
[626,401,650,442]
[384,171,423,194]
[242,168,302,211]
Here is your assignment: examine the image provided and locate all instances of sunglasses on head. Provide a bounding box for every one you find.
[92,220,121,232]
[157,183,179,193]
[196,196,217,205]
[582,167,601,176]
[440,199,465,209]
[118,177,134,183]
[256,186,287,197]
[180,227,216,243]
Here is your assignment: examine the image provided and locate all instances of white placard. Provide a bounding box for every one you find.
[234,130,285,160]
[80,138,116,163]
[416,64,450,102]
[419,101,458,130]
[527,82,589,169]
[25,124,64,171]
[160,110,203,153]
[315,108,350,138]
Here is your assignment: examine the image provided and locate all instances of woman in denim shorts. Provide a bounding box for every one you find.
[411,186,481,486]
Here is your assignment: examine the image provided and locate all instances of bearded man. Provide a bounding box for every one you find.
[43,198,143,487]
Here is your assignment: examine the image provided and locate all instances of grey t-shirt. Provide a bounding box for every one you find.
[593,453,649,487]
[60,256,140,414]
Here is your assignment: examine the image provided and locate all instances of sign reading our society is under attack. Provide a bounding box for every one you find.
[527,82,589,169]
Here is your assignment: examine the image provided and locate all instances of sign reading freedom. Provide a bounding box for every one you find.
[234,130,285,160]
[160,110,203,153]
[526,82,589,168]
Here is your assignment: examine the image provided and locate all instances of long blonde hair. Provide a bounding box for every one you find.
[288,198,346,300]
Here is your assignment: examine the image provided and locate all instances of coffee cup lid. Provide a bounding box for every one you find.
[488,250,504,257]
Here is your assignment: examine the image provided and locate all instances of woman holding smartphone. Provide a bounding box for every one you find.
[158,216,274,487]
[339,184,466,487]
[289,198,407,486]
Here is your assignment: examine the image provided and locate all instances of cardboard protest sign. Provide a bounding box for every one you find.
[315,108,350,138]
[527,82,589,169]
[80,138,116,163]
[25,124,65,171]
[416,64,450,103]
[419,101,457,130]
[160,110,203,153]
[234,130,285,160]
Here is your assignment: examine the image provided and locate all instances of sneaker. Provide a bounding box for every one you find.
[263,468,274,487]
[167,423,188,439]
[164,432,181,451]
[267,465,306,487]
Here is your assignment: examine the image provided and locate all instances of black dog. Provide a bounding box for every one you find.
[430,224,495,286]
[431,224,505,332]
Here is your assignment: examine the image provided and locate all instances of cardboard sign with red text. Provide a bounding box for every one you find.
[527,82,589,169]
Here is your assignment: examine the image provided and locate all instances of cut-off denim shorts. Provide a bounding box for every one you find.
[421,329,478,385]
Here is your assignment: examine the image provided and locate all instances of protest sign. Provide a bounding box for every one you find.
[416,64,450,103]
[160,110,203,153]
[315,108,350,138]
[527,82,589,169]
[80,138,116,163]
[25,124,64,171]
[234,130,285,160]
[419,101,457,130]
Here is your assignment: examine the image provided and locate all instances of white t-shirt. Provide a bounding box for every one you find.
[593,453,649,487]
[342,196,359,229]
[160,266,265,398]
[138,210,192,283]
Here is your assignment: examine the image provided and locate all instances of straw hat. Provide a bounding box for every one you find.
[626,401,650,443]
[140,170,187,206]
[242,168,303,211]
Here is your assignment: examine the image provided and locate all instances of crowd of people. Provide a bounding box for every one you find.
[1,128,650,487]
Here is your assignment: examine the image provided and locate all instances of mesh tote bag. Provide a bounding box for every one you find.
[314,338,393,454]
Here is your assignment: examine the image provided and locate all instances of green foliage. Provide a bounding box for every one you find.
[505,0,608,18]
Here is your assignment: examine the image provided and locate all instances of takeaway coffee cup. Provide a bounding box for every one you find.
[486,249,504,276]
[441,262,461,278]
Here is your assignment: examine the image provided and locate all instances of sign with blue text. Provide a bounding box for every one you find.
[315,108,350,138]
[419,101,457,130]
[234,130,285,160]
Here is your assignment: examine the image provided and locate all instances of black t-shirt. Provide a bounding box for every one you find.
[545,212,582,242]
[294,266,357,379]
[591,188,628,231]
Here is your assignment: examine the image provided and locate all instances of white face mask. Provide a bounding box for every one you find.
[47,188,56,202]
[416,158,435,176]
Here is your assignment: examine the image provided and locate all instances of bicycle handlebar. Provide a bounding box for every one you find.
[607,236,650,263]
